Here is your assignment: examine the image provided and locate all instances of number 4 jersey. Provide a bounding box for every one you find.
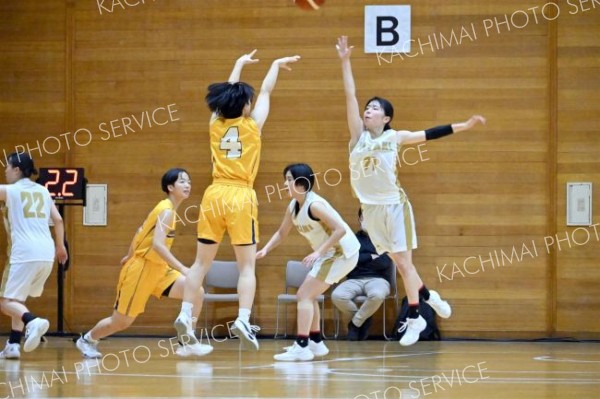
[210,115,261,186]
[2,178,55,263]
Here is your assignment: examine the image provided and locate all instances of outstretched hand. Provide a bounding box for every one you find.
[466,115,486,128]
[451,115,487,134]
[274,55,301,71]
[336,36,354,60]
[237,49,260,66]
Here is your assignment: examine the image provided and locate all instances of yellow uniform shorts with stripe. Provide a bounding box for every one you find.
[197,183,259,245]
[114,256,180,317]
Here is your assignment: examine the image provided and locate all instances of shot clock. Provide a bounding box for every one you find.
[37,168,86,204]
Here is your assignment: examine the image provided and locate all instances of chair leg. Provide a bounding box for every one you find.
[333,307,339,339]
[319,300,328,339]
[382,300,389,340]
[203,303,209,332]
[274,301,281,339]
[321,303,325,339]
[281,303,288,339]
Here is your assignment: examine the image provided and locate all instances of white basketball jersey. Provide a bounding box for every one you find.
[349,130,405,204]
[2,179,55,263]
[289,191,359,258]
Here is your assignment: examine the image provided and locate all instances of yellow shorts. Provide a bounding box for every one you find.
[197,182,259,245]
[114,256,181,317]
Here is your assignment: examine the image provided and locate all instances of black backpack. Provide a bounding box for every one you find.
[391,296,441,341]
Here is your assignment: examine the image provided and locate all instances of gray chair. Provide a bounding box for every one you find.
[202,260,240,329]
[334,262,399,340]
[274,260,326,338]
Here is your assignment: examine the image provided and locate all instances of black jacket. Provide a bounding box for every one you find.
[346,230,393,280]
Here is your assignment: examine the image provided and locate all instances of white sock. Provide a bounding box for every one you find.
[181,302,193,317]
[238,308,251,323]
[84,332,98,344]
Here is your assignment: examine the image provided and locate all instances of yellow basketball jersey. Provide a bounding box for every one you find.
[210,116,262,186]
[133,199,176,264]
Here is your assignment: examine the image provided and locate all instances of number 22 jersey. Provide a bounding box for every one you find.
[1,179,55,263]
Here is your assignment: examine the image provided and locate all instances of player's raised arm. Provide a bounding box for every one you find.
[228,49,259,84]
[451,115,486,133]
[396,115,487,146]
[251,55,300,130]
[337,36,363,149]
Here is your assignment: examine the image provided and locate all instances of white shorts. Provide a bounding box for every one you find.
[309,252,359,285]
[362,202,418,254]
[0,261,53,301]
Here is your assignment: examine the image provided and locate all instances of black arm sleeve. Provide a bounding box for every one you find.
[425,124,453,140]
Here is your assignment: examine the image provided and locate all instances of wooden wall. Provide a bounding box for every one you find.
[0,0,67,330]
[556,3,600,337]
[0,0,598,339]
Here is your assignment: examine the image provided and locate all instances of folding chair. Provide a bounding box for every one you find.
[202,260,240,330]
[274,260,326,338]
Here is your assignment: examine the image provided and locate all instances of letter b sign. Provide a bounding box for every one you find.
[364,5,411,54]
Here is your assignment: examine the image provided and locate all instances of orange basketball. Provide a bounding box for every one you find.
[294,0,325,11]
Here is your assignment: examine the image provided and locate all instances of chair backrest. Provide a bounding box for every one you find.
[285,260,311,291]
[206,261,239,289]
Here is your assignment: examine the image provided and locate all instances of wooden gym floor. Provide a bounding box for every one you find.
[0,337,598,398]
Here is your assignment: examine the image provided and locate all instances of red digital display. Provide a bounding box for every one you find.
[37,168,85,201]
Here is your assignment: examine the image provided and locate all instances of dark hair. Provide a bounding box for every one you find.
[161,168,189,194]
[283,163,314,192]
[206,82,255,119]
[365,96,394,131]
[7,152,38,178]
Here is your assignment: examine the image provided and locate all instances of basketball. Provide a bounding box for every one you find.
[294,0,325,11]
